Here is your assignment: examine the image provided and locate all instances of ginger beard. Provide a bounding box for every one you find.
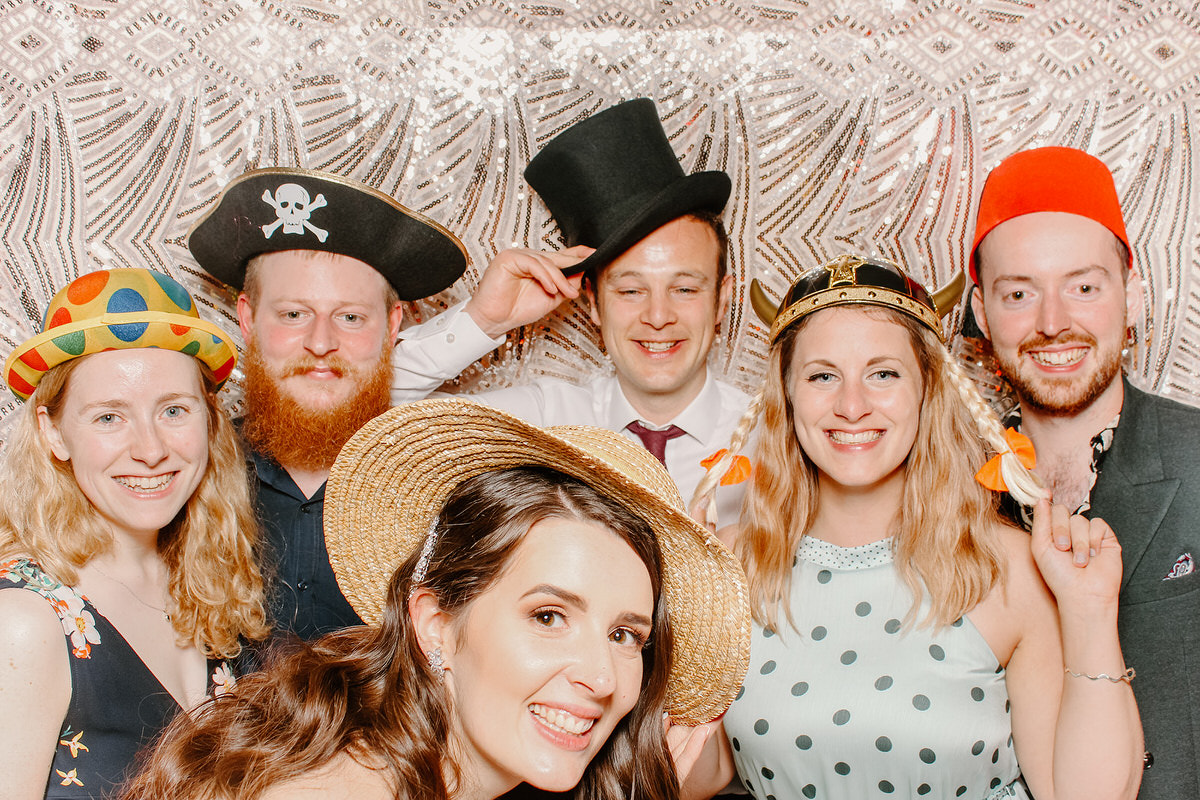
[240,343,392,471]
[994,329,1124,417]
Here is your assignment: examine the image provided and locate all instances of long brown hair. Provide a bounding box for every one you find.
[122,467,678,800]
[0,356,267,657]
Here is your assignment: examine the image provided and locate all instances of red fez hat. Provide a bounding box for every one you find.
[970,146,1130,283]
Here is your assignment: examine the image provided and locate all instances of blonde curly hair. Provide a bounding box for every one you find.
[0,356,268,657]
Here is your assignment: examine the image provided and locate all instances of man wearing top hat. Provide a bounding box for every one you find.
[391,99,752,527]
[969,146,1200,800]
[188,169,467,640]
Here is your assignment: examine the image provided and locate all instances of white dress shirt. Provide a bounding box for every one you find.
[393,302,753,526]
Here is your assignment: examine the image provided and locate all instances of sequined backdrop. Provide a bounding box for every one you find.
[2,0,1198,441]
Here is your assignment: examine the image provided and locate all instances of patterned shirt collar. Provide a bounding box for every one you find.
[1006,407,1120,527]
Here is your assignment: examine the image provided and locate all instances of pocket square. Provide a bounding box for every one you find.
[1163,553,1194,581]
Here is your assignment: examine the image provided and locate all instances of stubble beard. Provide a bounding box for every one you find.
[996,331,1124,418]
[240,343,393,472]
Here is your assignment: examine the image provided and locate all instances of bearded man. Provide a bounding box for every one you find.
[970,146,1200,800]
[189,168,465,639]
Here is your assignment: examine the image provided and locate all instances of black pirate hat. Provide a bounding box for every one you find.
[524,98,731,277]
[187,168,467,301]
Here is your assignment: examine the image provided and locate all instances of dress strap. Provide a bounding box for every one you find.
[0,557,103,658]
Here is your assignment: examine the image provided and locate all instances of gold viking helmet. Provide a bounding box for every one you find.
[750,254,966,343]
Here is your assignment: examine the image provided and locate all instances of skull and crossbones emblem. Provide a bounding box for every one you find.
[261,183,329,242]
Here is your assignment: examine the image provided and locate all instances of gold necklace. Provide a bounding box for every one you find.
[91,565,172,623]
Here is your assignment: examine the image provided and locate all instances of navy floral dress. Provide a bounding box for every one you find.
[0,558,237,799]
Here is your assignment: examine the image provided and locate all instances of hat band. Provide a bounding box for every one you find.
[14,311,233,356]
[769,285,943,343]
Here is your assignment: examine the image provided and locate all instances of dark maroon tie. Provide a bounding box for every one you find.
[626,421,686,465]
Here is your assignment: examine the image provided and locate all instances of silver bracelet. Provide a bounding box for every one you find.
[1064,666,1136,684]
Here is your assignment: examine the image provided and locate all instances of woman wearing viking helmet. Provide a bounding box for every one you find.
[690,255,1142,799]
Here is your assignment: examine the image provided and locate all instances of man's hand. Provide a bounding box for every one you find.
[463,245,592,337]
[1029,499,1123,612]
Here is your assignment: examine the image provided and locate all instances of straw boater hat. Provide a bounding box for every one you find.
[324,398,751,726]
[187,167,468,300]
[970,146,1131,283]
[524,98,731,277]
[4,268,237,401]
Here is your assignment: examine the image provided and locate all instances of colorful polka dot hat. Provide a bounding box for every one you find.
[4,268,238,401]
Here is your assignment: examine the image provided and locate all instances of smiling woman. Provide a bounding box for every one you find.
[121,398,750,800]
[692,255,1143,800]
[0,269,268,800]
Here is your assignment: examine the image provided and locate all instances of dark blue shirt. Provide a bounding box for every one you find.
[249,449,363,640]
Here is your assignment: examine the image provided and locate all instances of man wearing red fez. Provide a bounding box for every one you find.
[970,146,1200,800]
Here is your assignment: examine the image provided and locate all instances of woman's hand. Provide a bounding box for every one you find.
[665,715,734,800]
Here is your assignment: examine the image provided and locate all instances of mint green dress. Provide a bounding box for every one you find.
[723,537,1028,800]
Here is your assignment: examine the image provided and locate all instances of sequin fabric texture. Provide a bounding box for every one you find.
[1,1,1199,445]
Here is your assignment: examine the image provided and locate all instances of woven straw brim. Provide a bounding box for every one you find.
[324,398,750,725]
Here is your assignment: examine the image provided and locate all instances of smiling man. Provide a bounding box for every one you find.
[392,99,750,526]
[969,146,1200,800]
[189,168,466,640]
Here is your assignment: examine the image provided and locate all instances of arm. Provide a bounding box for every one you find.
[0,588,73,800]
[1005,502,1143,800]
[391,246,589,404]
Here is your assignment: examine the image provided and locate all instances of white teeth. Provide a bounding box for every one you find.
[115,474,174,493]
[530,704,595,736]
[1030,348,1087,366]
[639,341,676,353]
[829,430,882,444]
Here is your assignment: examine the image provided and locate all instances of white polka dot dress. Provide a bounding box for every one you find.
[723,536,1027,800]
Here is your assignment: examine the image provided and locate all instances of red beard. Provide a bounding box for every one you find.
[240,344,393,472]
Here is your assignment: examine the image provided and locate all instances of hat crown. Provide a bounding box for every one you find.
[768,255,944,342]
[525,99,695,247]
[5,268,237,401]
[41,269,199,331]
[970,146,1130,281]
[187,167,467,299]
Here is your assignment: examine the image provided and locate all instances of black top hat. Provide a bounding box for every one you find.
[524,99,732,277]
[187,168,468,301]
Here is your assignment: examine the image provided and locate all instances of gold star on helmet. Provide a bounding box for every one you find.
[825,254,864,286]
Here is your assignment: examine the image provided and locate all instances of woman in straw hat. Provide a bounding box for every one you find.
[689,256,1141,799]
[0,269,268,800]
[122,398,749,800]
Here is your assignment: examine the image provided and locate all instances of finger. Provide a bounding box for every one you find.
[1068,512,1092,566]
[539,255,583,297]
[1030,497,1052,551]
[1051,502,1072,552]
[1088,517,1116,557]
[666,723,713,782]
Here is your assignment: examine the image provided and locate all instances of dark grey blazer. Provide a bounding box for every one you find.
[1088,379,1200,800]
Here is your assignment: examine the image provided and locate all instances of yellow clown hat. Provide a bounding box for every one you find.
[4,269,238,401]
